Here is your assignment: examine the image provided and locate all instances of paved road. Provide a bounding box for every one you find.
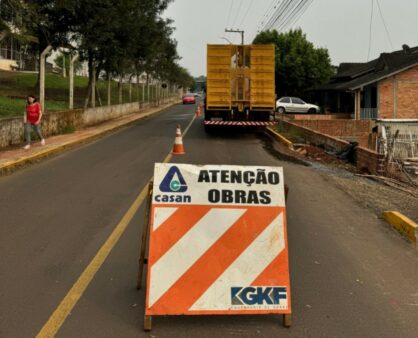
[0,102,417,338]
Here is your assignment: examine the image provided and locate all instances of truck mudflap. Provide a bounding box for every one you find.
[203,121,277,126]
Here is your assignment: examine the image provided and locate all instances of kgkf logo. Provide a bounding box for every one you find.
[231,286,287,306]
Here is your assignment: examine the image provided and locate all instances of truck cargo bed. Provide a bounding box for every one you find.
[206,44,275,114]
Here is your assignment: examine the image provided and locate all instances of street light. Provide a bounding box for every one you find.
[220,36,233,44]
[225,29,245,45]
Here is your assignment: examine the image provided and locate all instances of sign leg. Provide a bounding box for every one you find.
[144,315,152,331]
[283,185,291,328]
[284,184,289,202]
[137,182,153,290]
[283,314,292,328]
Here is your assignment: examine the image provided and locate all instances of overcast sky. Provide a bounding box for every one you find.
[164,0,418,76]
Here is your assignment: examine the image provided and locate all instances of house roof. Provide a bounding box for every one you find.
[314,46,418,91]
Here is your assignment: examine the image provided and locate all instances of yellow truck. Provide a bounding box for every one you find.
[204,44,276,129]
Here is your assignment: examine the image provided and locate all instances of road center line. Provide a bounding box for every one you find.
[36,112,196,338]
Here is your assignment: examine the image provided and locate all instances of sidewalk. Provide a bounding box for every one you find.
[0,101,178,174]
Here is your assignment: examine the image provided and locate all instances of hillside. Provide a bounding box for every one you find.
[0,70,152,118]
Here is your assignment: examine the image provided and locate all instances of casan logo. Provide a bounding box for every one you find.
[155,166,191,203]
[231,287,287,306]
[160,166,188,193]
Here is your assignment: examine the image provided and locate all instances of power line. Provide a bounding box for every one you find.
[251,0,297,40]
[285,0,313,31]
[225,0,235,29]
[279,0,308,29]
[250,0,281,40]
[230,0,244,28]
[269,0,297,30]
[264,0,299,31]
[258,0,281,30]
[274,0,306,31]
[239,0,255,29]
[277,0,312,31]
[376,0,394,50]
[367,0,374,60]
[264,0,292,31]
[250,0,311,41]
[261,0,284,30]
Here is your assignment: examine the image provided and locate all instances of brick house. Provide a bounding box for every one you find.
[313,45,418,120]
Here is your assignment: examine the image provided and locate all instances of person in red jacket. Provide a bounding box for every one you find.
[23,95,45,150]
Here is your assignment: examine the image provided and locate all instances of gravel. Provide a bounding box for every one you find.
[264,133,418,222]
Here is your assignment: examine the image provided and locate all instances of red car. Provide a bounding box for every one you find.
[182,94,196,104]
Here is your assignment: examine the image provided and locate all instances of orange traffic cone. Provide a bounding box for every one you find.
[172,125,186,155]
[195,105,201,117]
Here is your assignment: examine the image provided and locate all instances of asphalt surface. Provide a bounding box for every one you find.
[1,102,417,338]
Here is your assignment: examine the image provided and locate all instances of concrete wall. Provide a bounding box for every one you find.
[0,100,161,148]
[356,146,386,175]
[279,120,350,152]
[290,119,374,147]
[82,102,144,126]
[278,120,385,175]
[283,114,351,120]
[379,65,418,119]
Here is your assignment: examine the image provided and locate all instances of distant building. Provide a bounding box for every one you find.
[0,3,40,71]
[194,76,206,92]
[313,45,418,120]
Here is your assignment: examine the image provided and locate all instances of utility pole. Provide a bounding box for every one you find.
[91,66,96,108]
[40,45,53,111]
[69,53,78,109]
[225,29,245,45]
[62,53,66,78]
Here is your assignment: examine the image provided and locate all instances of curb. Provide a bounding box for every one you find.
[265,127,294,150]
[0,101,179,175]
[383,211,418,247]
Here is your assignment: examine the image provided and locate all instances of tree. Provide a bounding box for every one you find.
[130,0,173,75]
[9,1,78,90]
[0,0,18,32]
[132,6,179,84]
[253,29,334,98]
[0,2,10,38]
[167,64,194,90]
[0,0,36,42]
[147,19,180,81]
[54,51,82,75]
[72,0,178,107]
[2,0,192,107]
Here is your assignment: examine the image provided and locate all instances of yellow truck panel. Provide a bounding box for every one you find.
[207,45,231,108]
[206,44,275,113]
[250,45,275,109]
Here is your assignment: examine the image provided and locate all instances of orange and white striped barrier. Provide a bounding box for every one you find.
[204,121,276,126]
[172,125,185,155]
[144,164,292,329]
[195,105,202,117]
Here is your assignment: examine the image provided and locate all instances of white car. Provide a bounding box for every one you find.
[276,97,320,114]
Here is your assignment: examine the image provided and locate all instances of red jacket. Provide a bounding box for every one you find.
[26,103,42,124]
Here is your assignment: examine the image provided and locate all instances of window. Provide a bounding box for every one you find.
[280,97,291,103]
[291,97,305,104]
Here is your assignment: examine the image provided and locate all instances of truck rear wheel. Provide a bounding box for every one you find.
[204,125,214,133]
